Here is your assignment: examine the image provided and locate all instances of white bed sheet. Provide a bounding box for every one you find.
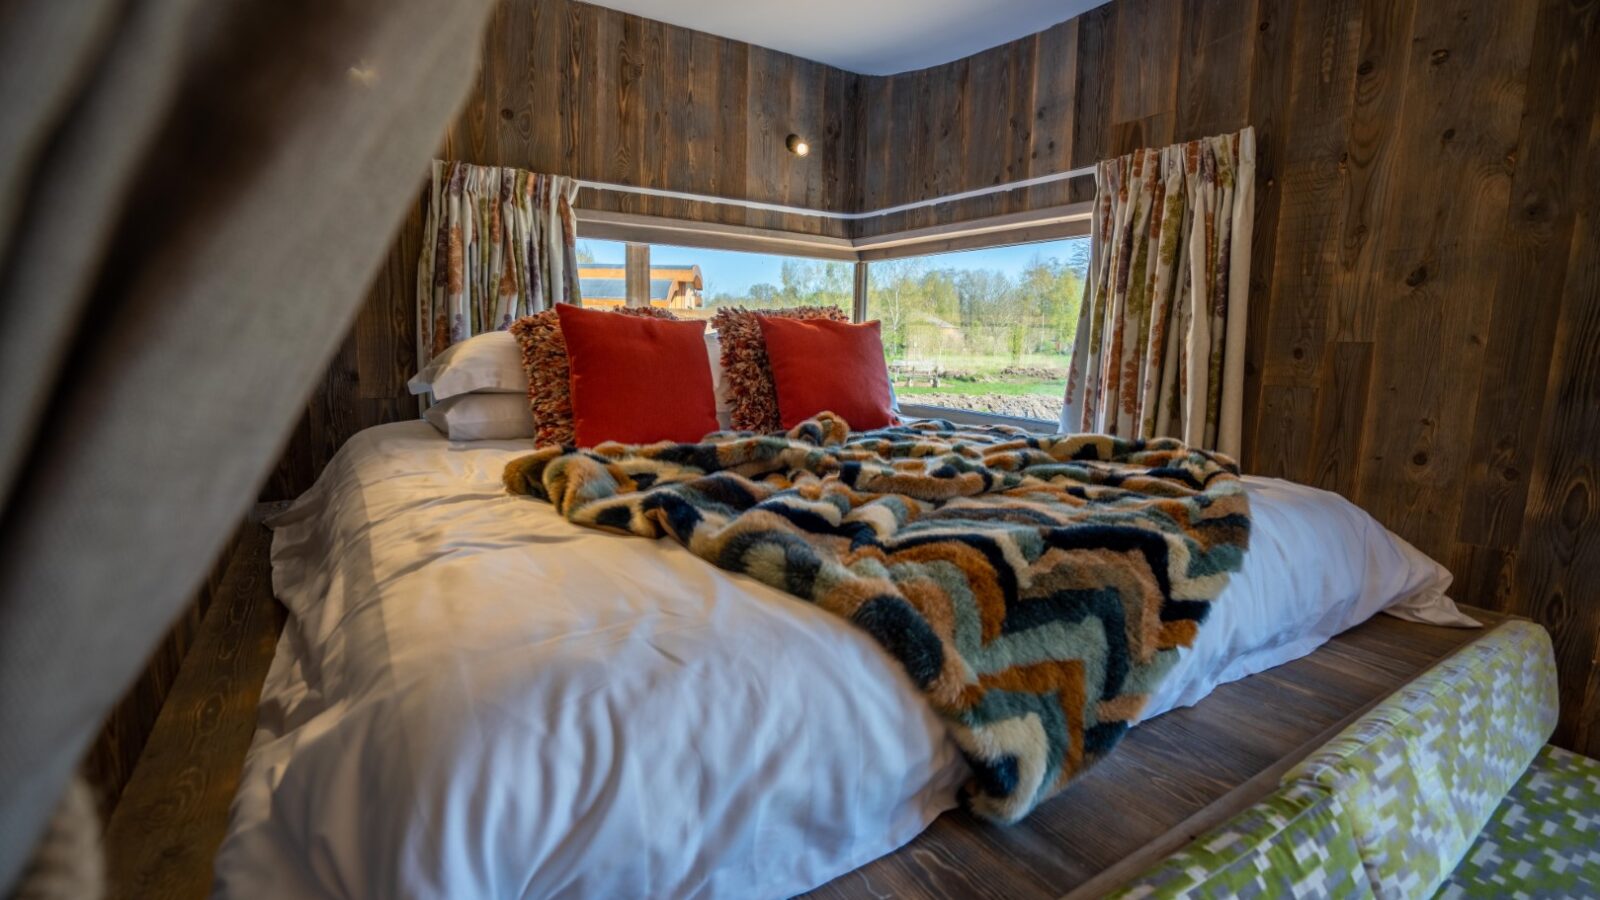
[214,421,1469,899]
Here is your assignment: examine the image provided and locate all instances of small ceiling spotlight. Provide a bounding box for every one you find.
[785,134,810,157]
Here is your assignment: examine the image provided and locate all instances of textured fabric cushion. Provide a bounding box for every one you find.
[710,305,849,432]
[508,305,679,446]
[406,329,526,401]
[423,393,535,441]
[556,303,718,446]
[1109,783,1374,900]
[1435,744,1600,898]
[1284,621,1560,899]
[758,317,895,430]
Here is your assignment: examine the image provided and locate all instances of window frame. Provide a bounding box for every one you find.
[574,205,1092,432]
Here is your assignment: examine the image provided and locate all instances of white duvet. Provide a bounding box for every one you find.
[213,421,1471,899]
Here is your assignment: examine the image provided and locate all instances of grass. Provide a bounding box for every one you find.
[889,351,1070,373]
[888,351,1067,398]
[898,380,1062,398]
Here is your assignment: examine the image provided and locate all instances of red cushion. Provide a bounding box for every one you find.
[556,303,719,446]
[756,316,896,430]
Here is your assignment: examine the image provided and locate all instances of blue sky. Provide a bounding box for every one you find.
[577,237,1085,297]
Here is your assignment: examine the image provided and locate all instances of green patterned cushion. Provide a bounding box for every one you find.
[1434,744,1600,899]
[1109,783,1374,899]
[1285,621,1559,899]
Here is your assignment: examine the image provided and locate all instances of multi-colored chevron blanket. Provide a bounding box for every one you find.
[502,413,1250,823]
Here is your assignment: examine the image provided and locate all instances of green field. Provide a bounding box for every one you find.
[897,380,1061,398]
[888,353,1067,396]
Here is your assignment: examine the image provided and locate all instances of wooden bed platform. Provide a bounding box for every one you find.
[101,522,1507,899]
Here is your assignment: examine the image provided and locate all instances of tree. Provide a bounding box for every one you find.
[867,258,929,358]
[1019,255,1084,354]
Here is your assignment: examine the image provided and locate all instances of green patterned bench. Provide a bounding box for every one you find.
[1112,621,1600,899]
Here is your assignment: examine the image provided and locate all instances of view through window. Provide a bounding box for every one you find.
[867,238,1088,422]
[574,234,1090,424]
[574,238,852,328]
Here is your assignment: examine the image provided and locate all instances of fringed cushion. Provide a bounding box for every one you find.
[710,305,850,433]
[509,305,679,446]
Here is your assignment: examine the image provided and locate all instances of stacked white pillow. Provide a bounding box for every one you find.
[410,327,891,441]
[408,331,536,441]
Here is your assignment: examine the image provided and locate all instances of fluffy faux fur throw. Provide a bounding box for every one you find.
[503,414,1250,822]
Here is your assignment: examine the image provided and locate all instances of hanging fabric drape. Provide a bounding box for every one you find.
[1062,127,1255,458]
[0,0,496,891]
[417,161,581,366]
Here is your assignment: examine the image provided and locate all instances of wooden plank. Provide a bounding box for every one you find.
[1252,384,1314,481]
[1447,542,1517,613]
[1457,0,1600,550]
[1352,0,1539,562]
[103,524,286,900]
[743,44,788,226]
[1305,340,1374,496]
[1256,0,1361,387]
[1173,0,1254,141]
[353,195,423,400]
[1068,1,1117,178]
[1022,19,1079,213]
[1511,99,1600,756]
[1238,0,1298,471]
[1250,0,1364,478]
[1110,0,1181,128]
[1327,0,1416,342]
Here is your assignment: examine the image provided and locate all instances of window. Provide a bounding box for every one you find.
[572,238,629,310]
[866,239,1088,424]
[575,238,853,329]
[575,227,1090,427]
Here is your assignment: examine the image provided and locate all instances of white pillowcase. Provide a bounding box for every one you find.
[408,330,527,401]
[706,332,734,430]
[423,393,535,441]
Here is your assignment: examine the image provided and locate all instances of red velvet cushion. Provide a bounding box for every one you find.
[756,316,895,430]
[556,303,719,446]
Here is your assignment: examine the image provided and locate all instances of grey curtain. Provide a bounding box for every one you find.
[0,0,495,890]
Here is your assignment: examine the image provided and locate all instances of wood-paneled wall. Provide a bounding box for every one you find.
[451,0,857,236]
[263,0,860,498]
[272,0,1600,752]
[806,0,1600,755]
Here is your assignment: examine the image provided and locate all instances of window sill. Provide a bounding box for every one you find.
[897,403,1060,434]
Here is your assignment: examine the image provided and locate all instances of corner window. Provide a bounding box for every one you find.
[575,238,853,329]
[865,239,1088,424]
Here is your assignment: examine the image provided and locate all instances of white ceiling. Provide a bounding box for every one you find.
[583,0,1112,76]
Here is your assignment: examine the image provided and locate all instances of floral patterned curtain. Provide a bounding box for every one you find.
[1062,127,1255,458]
[417,160,581,366]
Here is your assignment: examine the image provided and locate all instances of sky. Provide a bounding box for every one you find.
[577,237,1086,297]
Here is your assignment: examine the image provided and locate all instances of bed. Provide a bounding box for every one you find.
[213,420,1470,899]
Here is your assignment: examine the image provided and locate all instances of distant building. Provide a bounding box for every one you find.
[578,263,704,310]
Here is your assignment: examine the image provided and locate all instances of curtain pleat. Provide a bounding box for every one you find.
[416,160,581,367]
[0,0,496,890]
[1062,127,1256,458]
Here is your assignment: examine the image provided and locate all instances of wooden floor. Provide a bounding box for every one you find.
[102,523,285,900]
[100,525,1504,899]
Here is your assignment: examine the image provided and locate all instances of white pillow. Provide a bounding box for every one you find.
[423,393,535,441]
[408,330,527,401]
[706,332,734,430]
